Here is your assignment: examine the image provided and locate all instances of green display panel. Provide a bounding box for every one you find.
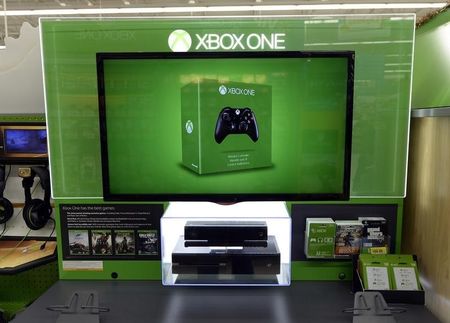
[41,16,414,199]
[412,9,450,108]
[41,17,413,280]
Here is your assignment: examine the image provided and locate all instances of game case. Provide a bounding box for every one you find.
[359,217,389,254]
[359,217,387,239]
[91,230,112,255]
[137,230,159,255]
[335,220,363,255]
[68,230,89,255]
[114,230,136,255]
[305,218,336,258]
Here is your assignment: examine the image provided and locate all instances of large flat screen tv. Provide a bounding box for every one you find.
[97,51,354,202]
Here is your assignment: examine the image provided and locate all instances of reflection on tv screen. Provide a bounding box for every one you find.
[4,129,48,154]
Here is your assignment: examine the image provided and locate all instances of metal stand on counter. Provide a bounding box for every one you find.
[46,291,109,323]
[344,292,406,323]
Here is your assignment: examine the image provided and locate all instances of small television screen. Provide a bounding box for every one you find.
[97,51,354,202]
[4,129,48,154]
[0,124,48,164]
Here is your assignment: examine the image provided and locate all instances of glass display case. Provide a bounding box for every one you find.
[161,202,291,286]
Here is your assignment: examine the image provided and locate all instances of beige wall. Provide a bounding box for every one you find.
[0,22,44,114]
[403,116,450,323]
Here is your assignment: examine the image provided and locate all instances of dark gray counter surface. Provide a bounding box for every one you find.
[12,281,440,323]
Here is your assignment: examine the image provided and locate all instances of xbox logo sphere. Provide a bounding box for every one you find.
[185,120,194,134]
[168,30,192,52]
[218,85,227,95]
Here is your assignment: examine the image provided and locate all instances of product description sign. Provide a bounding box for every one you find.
[60,204,163,260]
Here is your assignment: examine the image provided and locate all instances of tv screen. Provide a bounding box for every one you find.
[97,51,354,202]
[4,129,48,154]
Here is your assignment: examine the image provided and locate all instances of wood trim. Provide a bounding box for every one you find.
[403,117,450,323]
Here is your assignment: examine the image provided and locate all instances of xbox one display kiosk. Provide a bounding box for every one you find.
[161,202,291,286]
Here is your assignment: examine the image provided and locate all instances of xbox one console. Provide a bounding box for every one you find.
[172,236,280,275]
[184,240,268,247]
[181,79,272,174]
[184,220,267,244]
[214,107,259,144]
[172,220,280,276]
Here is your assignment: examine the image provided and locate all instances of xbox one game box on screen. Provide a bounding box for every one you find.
[181,79,272,174]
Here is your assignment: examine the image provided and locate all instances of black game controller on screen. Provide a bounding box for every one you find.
[214,107,259,144]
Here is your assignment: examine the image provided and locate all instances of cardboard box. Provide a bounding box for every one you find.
[388,255,421,291]
[305,218,336,258]
[181,79,272,174]
[359,254,391,290]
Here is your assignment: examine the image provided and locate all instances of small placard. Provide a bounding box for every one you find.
[393,267,419,290]
[60,204,164,261]
[366,266,390,290]
[62,261,103,271]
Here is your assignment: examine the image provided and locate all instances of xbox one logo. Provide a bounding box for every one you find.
[218,85,227,95]
[185,120,194,134]
[168,29,192,52]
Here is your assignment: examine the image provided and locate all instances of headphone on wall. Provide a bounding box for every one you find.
[0,166,14,224]
[21,166,52,230]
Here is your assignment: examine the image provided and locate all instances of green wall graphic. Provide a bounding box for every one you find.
[40,16,414,280]
[42,17,414,199]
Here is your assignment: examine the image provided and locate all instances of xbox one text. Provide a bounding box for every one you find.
[219,85,255,96]
[168,30,286,52]
[227,87,256,96]
[195,33,285,50]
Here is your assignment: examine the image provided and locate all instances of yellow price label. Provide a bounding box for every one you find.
[369,247,388,254]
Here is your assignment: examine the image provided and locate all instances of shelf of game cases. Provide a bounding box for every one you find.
[304,217,391,260]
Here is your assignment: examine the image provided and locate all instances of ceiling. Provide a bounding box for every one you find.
[0,0,448,46]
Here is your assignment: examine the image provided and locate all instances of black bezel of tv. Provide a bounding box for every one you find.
[97,51,354,203]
